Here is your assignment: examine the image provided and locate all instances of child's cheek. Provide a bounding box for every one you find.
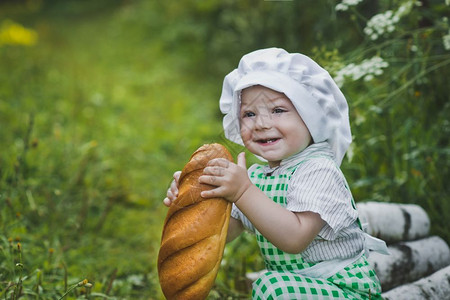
[240,128,252,145]
[240,118,253,132]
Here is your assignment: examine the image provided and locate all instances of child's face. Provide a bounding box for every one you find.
[239,85,312,168]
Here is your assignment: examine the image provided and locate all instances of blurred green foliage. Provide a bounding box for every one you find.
[0,0,448,298]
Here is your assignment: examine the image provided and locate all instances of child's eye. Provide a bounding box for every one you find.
[273,108,286,114]
[242,111,255,118]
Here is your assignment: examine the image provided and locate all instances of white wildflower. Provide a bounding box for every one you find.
[364,74,374,81]
[364,0,418,40]
[334,56,389,87]
[364,10,396,40]
[336,3,349,11]
[443,30,450,50]
[336,0,364,11]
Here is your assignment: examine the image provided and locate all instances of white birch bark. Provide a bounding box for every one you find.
[382,264,450,299]
[356,201,430,243]
[368,236,450,291]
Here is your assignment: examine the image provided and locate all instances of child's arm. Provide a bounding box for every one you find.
[199,152,325,254]
[226,217,244,242]
[163,170,244,242]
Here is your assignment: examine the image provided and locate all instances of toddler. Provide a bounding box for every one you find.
[164,48,388,299]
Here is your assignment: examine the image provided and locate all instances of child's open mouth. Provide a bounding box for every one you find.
[257,138,280,145]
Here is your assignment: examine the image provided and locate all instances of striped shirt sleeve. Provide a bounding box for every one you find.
[231,203,255,233]
[286,157,358,241]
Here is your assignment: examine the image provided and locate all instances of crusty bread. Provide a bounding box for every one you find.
[158,143,233,300]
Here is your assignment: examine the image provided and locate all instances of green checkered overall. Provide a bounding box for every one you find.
[250,162,383,300]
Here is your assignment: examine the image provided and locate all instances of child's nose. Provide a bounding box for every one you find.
[255,113,272,130]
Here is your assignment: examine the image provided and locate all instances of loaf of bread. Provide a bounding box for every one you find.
[158,143,233,300]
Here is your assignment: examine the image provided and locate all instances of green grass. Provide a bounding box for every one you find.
[0,2,233,299]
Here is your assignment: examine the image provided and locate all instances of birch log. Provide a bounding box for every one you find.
[382,264,450,300]
[356,201,430,243]
[368,236,450,291]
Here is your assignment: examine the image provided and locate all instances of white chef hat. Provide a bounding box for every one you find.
[219,47,352,166]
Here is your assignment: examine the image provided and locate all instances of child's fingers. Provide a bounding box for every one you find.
[163,197,172,207]
[173,171,181,183]
[200,186,225,199]
[167,186,177,199]
[237,152,247,169]
[207,158,231,168]
[198,174,222,186]
[169,179,179,195]
[203,166,226,177]
[163,170,182,207]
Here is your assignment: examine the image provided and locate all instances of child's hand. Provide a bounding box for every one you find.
[163,171,181,207]
[199,152,252,203]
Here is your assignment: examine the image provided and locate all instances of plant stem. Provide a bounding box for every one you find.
[58,283,79,300]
